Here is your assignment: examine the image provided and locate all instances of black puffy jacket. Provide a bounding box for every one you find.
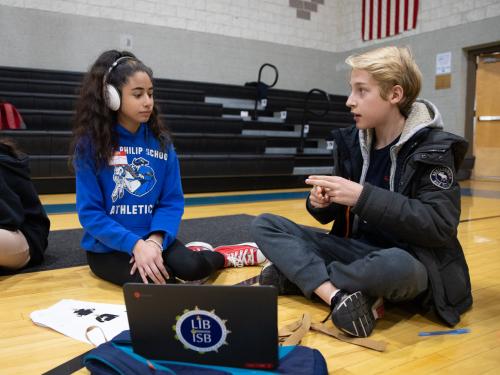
[307,99,472,326]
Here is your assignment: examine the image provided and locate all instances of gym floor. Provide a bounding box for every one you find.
[1,179,500,374]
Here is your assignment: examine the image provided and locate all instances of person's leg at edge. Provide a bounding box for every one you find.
[0,229,31,270]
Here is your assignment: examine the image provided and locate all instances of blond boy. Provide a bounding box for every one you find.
[252,46,472,337]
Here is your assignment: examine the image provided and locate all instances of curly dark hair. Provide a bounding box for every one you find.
[70,50,170,168]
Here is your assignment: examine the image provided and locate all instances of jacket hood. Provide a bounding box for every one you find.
[398,99,444,145]
[359,99,443,156]
[358,99,446,190]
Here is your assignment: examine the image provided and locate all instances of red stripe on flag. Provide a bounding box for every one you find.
[362,0,366,40]
[361,0,417,41]
[404,0,409,31]
[386,0,391,37]
[377,0,382,39]
[413,0,419,28]
[369,0,374,40]
[394,0,400,34]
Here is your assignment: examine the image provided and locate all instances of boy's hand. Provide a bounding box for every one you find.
[306,175,363,207]
[309,185,331,208]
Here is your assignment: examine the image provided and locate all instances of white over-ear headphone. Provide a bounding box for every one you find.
[103,56,135,111]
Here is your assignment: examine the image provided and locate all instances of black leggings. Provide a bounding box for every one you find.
[86,239,225,286]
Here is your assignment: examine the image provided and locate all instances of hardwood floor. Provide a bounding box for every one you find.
[1,181,499,374]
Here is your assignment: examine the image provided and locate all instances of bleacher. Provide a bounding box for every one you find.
[0,64,357,194]
[2,63,473,194]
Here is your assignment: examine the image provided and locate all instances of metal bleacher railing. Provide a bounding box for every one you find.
[298,88,330,154]
[251,63,279,121]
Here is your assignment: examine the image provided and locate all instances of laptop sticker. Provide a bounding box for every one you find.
[174,307,230,353]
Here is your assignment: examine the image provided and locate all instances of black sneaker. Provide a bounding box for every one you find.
[258,263,302,295]
[329,291,383,337]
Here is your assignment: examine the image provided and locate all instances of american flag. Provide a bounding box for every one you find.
[361,0,419,41]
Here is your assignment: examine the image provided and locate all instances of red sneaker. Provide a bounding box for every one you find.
[214,242,267,267]
[185,241,214,252]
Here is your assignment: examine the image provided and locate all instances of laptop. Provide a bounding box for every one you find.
[123,283,279,370]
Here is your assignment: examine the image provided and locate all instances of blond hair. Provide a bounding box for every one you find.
[345,46,422,116]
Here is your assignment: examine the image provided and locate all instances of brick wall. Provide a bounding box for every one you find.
[1,0,499,52]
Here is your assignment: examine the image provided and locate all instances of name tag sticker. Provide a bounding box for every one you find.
[109,151,128,166]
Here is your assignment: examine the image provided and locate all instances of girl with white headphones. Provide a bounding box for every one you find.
[70,50,239,286]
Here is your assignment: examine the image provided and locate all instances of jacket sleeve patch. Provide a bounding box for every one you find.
[430,166,454,189]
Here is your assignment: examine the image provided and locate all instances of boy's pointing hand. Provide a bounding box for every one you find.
[306,175,363,207]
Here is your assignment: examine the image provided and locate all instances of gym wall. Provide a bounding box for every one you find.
[1,0,499,137]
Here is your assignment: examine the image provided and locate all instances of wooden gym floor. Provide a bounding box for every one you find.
[1,179,500,374]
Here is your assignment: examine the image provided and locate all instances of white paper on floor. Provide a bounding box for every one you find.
[31,299,129,346]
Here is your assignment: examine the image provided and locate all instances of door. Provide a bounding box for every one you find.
[473,53,500,180]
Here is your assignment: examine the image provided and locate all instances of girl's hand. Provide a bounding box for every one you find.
[309,185,331,208]
[306,175,363,207]
[130,240,170,284]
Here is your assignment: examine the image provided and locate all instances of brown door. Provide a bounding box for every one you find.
[473,53,500,180]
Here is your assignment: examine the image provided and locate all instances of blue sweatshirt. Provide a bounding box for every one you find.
[75,123,184,254]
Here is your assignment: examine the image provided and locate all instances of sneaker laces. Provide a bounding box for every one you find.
[321,291,343,323]
[321,312,332,324]
[322,292,384,324]
[226,249,255,267]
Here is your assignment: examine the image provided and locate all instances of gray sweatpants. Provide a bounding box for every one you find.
[251,213,428,302]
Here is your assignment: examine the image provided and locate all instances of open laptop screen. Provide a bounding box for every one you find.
[123,283,279,369]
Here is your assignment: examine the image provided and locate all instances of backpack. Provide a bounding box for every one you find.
[84,330,328,374]
[0,102,26,130]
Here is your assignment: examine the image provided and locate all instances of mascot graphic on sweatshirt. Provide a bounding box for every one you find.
[111,157,156,202]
